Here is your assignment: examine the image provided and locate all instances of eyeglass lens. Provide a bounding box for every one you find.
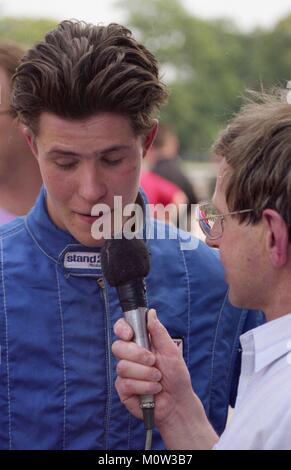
[199,205,221,238]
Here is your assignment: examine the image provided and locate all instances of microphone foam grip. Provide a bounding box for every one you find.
[101,238,150,287]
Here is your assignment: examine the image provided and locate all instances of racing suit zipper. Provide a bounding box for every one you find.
[97,277,113,450]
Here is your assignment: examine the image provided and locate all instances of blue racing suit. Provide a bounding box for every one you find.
[0,188,263,449]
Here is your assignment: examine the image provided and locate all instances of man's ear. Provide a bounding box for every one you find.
[262,209,289,268]
[21,126,38,159]
[142,120,159,157]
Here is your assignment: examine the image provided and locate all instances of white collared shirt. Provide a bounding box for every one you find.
[214,313,291,450]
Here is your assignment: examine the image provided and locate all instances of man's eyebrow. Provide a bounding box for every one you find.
[47,144,132,157]
[97,144,132,156]
[47,148,80,157]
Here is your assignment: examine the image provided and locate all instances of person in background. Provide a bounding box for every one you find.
[150,123,198,208]
[140,124,188,224]
[142,123,199,229]
[113,92,291,450]
[140,168,187,224]
[0,42,42,224]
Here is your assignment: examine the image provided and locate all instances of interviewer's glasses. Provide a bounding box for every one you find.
[196,202,253,240]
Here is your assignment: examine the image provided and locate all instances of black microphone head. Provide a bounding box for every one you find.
[101,238,150,287]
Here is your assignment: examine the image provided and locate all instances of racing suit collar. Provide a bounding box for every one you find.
[24,186,150,274]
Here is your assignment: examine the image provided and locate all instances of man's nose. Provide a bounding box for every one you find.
[78,166,107,203]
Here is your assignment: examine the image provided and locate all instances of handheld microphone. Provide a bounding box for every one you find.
[101,237,155,446]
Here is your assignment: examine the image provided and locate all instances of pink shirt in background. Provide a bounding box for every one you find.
[0,207,16,225]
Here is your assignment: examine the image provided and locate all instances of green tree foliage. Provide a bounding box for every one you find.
[0,17,57,47]
[117,0,291,158]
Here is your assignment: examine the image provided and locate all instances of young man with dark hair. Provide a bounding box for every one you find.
[113,92,291,449]
[0,20,260,450]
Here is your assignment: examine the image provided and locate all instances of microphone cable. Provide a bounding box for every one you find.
[145,429,152,451]
[143,407,154,450]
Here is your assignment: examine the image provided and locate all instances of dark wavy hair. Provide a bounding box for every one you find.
[11,20,168,135]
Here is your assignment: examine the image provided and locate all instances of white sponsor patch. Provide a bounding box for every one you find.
[64,252,101,269]
[172,337,183,354]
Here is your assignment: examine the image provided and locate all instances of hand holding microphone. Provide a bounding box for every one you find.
[101,237,155,448]
[112,304,202,451]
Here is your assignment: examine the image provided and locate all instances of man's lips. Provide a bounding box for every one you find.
[74,210,112,224]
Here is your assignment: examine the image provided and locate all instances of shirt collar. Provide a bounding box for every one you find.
[240,312,291,373]
[24,186,150,275]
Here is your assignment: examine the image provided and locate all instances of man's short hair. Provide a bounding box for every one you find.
[213,92,291,234]
[11,20,168,135]
[0,42,26,79]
